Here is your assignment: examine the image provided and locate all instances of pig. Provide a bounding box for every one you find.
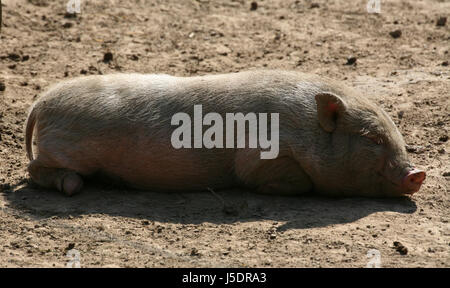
[25,70,426,197]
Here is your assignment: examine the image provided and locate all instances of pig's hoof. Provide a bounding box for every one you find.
[61,173,83,196]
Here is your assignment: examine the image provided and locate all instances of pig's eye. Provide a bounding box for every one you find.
[364,134,383,145]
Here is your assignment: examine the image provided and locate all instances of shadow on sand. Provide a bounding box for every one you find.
[4,179,417,231]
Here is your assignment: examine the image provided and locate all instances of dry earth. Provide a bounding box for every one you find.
[0,0,449,267]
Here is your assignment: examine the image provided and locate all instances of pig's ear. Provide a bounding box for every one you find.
[315,92,347,132]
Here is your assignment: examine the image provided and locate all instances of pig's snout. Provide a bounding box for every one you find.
[401,168,426,194]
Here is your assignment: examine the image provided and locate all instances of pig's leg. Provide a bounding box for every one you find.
[28,160,83,196]
[235,152,313,195]
[255,158,313,195]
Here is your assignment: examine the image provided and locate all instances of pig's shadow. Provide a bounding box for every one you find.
[4,181,417,230]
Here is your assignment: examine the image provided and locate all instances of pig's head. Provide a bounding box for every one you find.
[307,91,425,197]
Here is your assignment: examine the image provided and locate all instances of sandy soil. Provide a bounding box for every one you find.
[0,0,448,267]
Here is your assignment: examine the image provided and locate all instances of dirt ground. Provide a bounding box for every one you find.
[0,0,448,268]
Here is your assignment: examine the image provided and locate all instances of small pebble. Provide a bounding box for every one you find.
[62,22,73,29]
[64,12,77,19]
[406,145,425,154]
[103,52,113,63]
[436,17,447,27]
[66,243,75,251]
[389,30,402,38]
[393,241,408,255]
[346,56,357,65]
[190,248,200,256]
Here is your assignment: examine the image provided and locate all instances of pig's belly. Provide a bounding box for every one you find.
[103,150,237,191]
[54,135,238,191]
